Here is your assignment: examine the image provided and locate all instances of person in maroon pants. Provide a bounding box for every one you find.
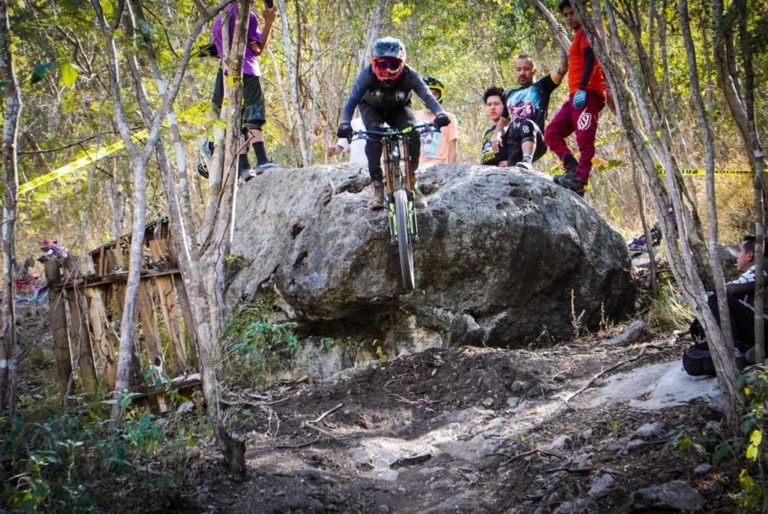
[544,0,607,197]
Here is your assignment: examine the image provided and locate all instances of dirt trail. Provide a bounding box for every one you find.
[191,333,735,513]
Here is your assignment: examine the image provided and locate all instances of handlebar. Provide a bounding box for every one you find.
[353,123,437,140]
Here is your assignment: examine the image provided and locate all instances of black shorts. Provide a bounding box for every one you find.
[212,70,266,130]
[506,119,546,163]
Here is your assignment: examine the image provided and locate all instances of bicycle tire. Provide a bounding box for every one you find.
[394,189,416,290]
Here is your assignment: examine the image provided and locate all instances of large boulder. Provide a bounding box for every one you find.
[227,164,634,349]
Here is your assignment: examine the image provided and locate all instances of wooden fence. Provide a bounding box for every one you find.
[45,218,199,404]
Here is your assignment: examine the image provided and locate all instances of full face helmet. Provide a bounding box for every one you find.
[372,37,406,81]
[422,76,445,104]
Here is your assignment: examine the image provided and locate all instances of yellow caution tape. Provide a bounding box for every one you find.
[18,101,211,195]
[654,163,757,176]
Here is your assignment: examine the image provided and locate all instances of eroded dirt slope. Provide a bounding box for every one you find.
[189,334,734,513]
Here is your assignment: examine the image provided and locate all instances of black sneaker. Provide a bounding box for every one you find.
[554,173,586,196]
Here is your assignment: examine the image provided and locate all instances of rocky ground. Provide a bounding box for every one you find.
[182,325,738,514]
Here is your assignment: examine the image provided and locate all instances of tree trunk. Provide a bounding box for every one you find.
[276,0,310,166]
[571,0,743,429]
[0,0,22,415]
[679,0,735,354]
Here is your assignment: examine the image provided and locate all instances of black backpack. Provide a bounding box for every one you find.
[682,341,717,376]
[682,318,717,376]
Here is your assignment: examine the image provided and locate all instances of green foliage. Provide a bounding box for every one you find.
[729,367,768,510]
[219,297,302,387]
[647,274,693,332]
[0,402,204,512]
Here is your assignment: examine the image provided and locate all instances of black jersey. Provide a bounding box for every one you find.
[481,125,508,165]
[502,75,558,131]
[342,64,443,122]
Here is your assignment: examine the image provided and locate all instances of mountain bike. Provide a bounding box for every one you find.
[354,123,437,290]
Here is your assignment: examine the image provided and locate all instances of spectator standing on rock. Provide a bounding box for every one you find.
[209,0,278,181]
[544,0,606,196]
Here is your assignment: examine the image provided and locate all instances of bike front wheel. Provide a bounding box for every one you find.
[394,189,416,290]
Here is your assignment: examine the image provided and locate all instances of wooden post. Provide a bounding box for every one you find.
[84,286,118,391]
[63,257,98,393]
[173,277,199,371]
[44,261,72,399]
[149,239,187,375]
[137,281,164,367]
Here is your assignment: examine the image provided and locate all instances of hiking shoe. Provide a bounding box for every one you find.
[256,161,279,170]
[238,167,257,182]
[414,187,427,209]
[196,158,209,178]
[554,172,586,196]
[515,161,532,171]
[367,180,385,210]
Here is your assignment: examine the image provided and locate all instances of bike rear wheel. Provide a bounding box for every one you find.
[394,189,416,290]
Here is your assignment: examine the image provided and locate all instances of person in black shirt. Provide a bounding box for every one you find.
[337,37,451,209]
[492,53,566,170]
[480,87,509,166]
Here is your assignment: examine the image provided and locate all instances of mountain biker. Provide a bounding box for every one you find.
[493,51,566,171]
[481,87,509,166]
[415,76,459,165]
[211,0,277,181]
[337,37,451,210]
[544,0,607,195]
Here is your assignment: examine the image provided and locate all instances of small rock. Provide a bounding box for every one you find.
[580,428,593,441]
[553,498,590,514]
[177,401,196,414]
[506,396,520,408]
[377,469,399,481]
[482,397,494,408]
[542,434,572,452]
[625,439,646,452]
[694,463,713,476]
[631,422,663,440]
[631,480,705,512]
[588,474,616,497]
[378,505,390,513]
[511,380,529,393]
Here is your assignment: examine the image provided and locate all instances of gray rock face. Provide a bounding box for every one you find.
[630,480,706,512]
[227,164,634,348]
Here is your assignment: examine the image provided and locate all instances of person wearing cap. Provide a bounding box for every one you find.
[336,37,451,210]
[414,76,459,166]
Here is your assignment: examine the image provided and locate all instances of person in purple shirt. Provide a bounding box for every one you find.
[212,0,277,180]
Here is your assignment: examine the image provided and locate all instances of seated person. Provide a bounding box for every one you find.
[480,87,509,166]
[493,52,566,170]
[689,234,768,369]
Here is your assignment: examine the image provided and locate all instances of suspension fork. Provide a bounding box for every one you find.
[400,135,416,191]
